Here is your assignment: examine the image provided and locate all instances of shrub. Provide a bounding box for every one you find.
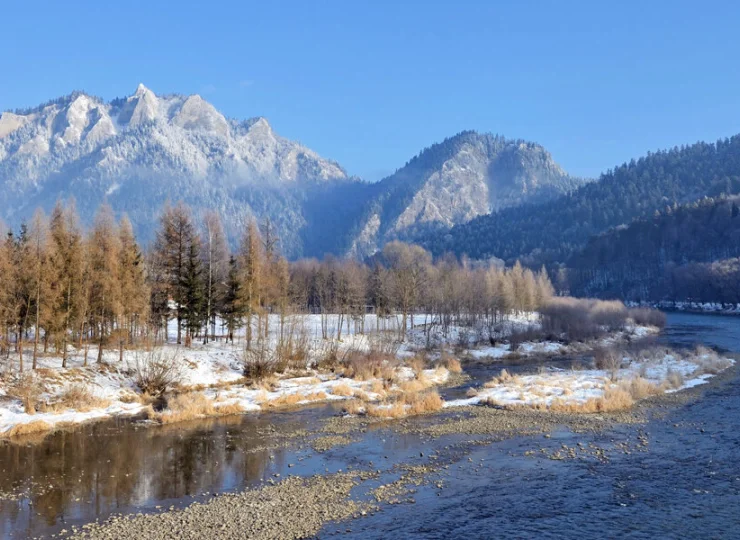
[594,347,623,373]
[133,349,183,397]
[509,328,545,350]
[541,297,630,341]
[243,340,278,379]
[7,374,45,414]
[628,307,667,329]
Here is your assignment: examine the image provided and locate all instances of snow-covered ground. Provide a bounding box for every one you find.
[446,347,735,411]
[0,312,677,436]
[0,314,451,436]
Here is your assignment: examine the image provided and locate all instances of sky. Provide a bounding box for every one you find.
[2,0,740,181]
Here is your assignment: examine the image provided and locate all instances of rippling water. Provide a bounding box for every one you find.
[1,312,738,538]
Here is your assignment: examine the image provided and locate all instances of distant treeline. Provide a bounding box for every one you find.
[567,195,740,304]
[0,200,554,371]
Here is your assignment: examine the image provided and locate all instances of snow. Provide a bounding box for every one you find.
[0,313,448,436]
[446,350,734,410]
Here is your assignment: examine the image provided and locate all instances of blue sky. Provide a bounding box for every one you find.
[3,0,740,181]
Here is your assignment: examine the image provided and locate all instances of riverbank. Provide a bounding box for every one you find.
[0,313,661,440]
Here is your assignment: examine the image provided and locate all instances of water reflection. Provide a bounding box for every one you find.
[0,412,310,538]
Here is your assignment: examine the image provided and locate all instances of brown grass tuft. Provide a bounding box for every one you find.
[331,382,355,397]
[51,385,111,413]
[6,420,52,438]
[342,399,365,415]
[439,356,462,374]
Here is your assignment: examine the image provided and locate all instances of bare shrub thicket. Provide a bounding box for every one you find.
[628,307,667,328]
[541,297,638,341]
[132,349,183,397]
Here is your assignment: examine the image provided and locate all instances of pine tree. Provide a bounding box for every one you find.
[181,234,204,343]
[220,256,244,343]
[153,202,198,345]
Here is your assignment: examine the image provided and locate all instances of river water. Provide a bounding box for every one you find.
[1,312,738,538]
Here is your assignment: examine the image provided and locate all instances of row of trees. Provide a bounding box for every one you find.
[0,200,555,371]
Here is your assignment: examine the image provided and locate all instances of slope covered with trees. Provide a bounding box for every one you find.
[0,200,555,371]
[425,137,740,265]
[567,195,740,303]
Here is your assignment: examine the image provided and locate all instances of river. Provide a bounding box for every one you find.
[1,312,738,538]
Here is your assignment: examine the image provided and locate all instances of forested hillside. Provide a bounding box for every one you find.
[567,195,740,303]
[425,137,740,265]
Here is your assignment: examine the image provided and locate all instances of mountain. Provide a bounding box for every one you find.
[339,131,585,257]
[0,88,582,258]
[567,195,740,303]
[424,137,740,265]
[0,84,350,256]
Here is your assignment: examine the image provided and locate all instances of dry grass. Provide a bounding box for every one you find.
[263,391,328,409]
[366,391,443,419]
[407,354,428,375]
[249,375,280,393]
[214,402,246,416]
[465,387,479,398]
[484,369,521,388]
[342,399,365,415]
[664,369,685,389]
[367,401,407,419]
[402,391,443,415]
[369,380,385,395]
[5,420,53,438]
[691,346,733,375]
[331,382,355,397]
[293,377,322,386]
[49,385,111,413]
[620,376,661,400]
[342,350,398,382]
[153,392,244,424]
[439,356,462,374]
[398,373,431,394]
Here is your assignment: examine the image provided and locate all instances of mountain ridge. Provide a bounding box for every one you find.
[1,86,583,258]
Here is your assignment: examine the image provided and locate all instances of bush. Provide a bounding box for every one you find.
[133,349,183,397]
[7,374,44,414]
[628,307,667,329]
[541,297,629,341]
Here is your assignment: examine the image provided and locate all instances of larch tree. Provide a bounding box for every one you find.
[88,205,122,364]
[238,220,262,350]
[0,223,14,356]
[48,201,85,367]
[118,215,149,359]
[201,211,229,343]
[382,241,432,340]
[28,210,52,369]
